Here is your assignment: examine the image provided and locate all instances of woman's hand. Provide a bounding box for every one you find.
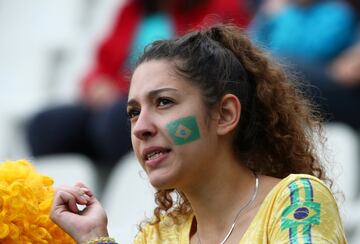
[50,182,109,243]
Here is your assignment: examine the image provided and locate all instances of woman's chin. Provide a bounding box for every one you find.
[148,173,176,190]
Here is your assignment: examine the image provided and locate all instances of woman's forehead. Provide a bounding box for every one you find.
[129,60,187,97]
[132,60,173,81]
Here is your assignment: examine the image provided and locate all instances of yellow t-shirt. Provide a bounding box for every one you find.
[133,174,347,243]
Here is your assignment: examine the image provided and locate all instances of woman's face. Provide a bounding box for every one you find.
[128,60,219,190]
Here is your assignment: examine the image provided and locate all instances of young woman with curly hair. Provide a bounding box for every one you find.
[50,24,347,243]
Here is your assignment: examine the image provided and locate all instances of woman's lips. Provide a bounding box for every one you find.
[144,150,170,169]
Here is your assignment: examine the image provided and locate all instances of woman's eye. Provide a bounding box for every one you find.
[127,109,140,119]
[157,97,174,107]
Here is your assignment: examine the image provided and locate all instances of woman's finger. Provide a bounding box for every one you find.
[59,190,80,213]
[54,185,90,206]
[74,182,94,197]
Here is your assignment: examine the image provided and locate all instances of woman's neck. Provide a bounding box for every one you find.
[181,150,256,242]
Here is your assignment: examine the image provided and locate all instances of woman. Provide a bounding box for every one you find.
[50,24,347,243]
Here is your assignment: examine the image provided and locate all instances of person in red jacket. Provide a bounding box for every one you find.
[27,0,252,169]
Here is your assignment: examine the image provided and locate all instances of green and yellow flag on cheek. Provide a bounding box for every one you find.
[166,116,200,145]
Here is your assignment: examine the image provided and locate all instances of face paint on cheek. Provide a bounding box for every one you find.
[166,116,201,145]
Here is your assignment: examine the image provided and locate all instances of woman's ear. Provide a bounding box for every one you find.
[216,94,241,135]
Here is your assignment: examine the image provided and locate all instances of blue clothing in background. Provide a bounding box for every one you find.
[249,0,358,63]
[128,13,174,67]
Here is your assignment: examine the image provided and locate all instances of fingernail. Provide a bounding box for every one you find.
[81,187,93,196]
[80,195,87,202]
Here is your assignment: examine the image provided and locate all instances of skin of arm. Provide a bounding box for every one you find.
[330,43,360,86]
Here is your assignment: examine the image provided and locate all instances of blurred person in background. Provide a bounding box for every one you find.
[26,0,252,171]
[293,0,360,130]
[295,33,360,130]
[248,0,360,129]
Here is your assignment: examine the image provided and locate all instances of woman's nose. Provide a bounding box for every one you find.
[132,111,156,141]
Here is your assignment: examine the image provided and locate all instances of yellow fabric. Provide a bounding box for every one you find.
[133,174,347,243]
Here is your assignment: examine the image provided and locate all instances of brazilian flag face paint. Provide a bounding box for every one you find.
[166,116,201,145]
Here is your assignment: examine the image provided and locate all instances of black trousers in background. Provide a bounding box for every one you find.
[26,98,132,166]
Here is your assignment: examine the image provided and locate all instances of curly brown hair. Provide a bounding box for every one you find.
[135,23,329,226]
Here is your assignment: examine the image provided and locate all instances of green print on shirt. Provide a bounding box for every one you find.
[281,178,320,244]
[166,116,200,145]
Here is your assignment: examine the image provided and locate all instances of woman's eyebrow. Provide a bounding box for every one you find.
[127,99,138,107]
[128,87,179,106]
[148,87,179,99]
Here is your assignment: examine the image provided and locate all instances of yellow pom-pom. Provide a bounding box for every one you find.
[0,159,75,243]
[0,223,9,238]
[42,176,54,186]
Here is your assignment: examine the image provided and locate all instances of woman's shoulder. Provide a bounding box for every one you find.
[255,173,342,231]
[252,174,347,243]
[270,173,330,194]
[265,173,335,207]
